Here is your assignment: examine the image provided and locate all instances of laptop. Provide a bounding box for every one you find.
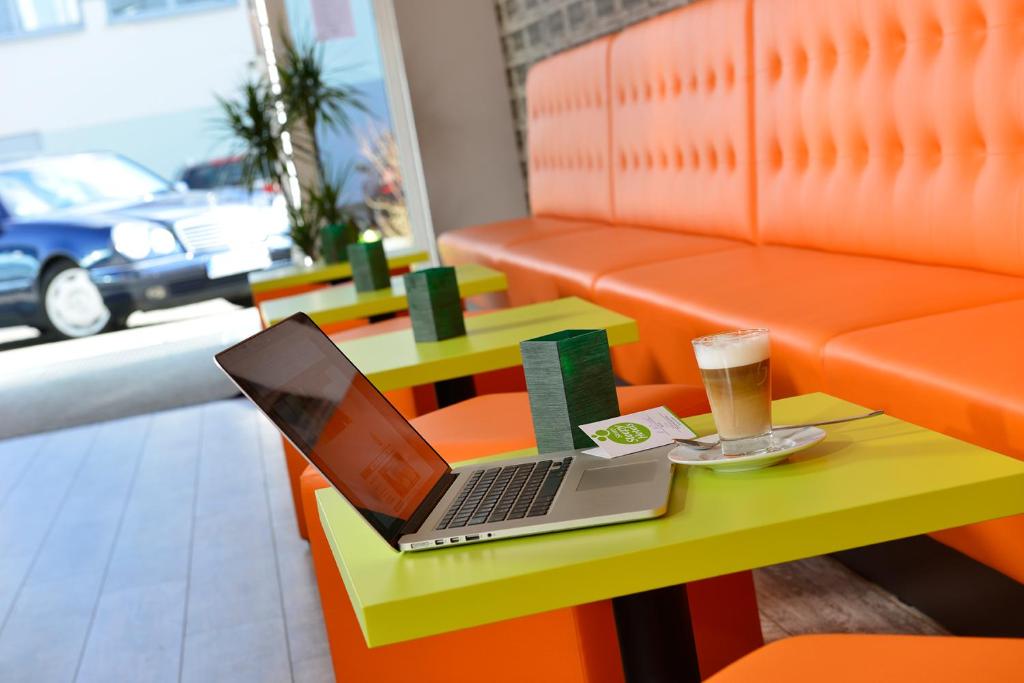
[215,313,674,552]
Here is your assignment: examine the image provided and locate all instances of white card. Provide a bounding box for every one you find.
[579,406,696,459]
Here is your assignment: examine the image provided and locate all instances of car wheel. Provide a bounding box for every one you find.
[41,262,114,339]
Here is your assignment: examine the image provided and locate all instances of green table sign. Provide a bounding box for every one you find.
[348,241,391,292]
[404,266,467,343]
[520,329,620,452]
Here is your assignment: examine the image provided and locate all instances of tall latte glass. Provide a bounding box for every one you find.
[692,329,772,456]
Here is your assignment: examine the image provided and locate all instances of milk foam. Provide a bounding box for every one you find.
[693,331,769,370]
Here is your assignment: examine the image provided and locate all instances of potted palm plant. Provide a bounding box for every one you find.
[217,37,368,262]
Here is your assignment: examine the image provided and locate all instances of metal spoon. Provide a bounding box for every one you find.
[672,410,885,451]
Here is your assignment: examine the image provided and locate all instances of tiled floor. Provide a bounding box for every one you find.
[0,400,330,683]
[0,399,944,683]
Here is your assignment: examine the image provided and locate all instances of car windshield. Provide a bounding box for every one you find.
[0,153,172,218]
[182,160,245,190]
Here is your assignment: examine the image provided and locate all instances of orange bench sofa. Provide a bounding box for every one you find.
[439,0,1024,585]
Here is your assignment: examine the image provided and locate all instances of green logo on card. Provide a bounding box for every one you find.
[591,422,652,445]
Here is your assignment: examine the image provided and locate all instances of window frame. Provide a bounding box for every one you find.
[105,0,236,25]
[0,0,84,42]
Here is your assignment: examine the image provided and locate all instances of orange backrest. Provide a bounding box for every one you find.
[609,0,756,241]
[526,37,614,223]
[754,0,1024,275]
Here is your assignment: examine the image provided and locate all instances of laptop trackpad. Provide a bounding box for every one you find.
[576,461,659,491]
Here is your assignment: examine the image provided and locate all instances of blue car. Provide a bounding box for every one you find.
[0,152,292,339]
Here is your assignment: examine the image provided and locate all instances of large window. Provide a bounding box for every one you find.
[106,0,232,21]
[0,0,81,38]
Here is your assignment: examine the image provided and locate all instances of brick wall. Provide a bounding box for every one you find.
[495,0,694,179]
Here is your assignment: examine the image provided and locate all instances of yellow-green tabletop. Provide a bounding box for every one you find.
[338,296,637,392]
[260,263,508,327]
[317,392,1024,647]
[247,248,429,294]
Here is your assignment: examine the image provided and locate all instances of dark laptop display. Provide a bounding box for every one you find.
[215,314,450,546]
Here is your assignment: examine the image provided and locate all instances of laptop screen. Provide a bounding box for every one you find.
[215,313,450,547]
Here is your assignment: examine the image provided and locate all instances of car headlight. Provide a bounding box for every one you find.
[111,222,179,260]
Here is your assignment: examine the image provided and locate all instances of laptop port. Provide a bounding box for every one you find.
[449,538,460,543]
[465,535,479,541]
[434,539,445,545]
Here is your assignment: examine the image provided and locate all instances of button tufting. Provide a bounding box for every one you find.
[619,151,628,171]
[659,150,669,169]
[769,51,782,81]
[706,69,717,91]
[672,73,682,96]
[644,82,652,100]
[658,76,667,99]
[644,150,654,169]
[674,147,685,170]
[724,61,735,87]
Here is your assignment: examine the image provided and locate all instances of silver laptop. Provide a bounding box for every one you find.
[215,313,674,552]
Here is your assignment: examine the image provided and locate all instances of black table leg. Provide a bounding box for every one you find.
[434,376,477,408]
[368,312,397,323]
[612,584,701,683]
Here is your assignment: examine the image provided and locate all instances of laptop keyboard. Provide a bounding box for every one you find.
[435,457,573,530]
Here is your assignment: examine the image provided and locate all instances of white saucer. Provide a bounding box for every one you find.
[667,427,827,472]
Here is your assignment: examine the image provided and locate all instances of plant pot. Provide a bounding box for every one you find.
[320,223,351,264]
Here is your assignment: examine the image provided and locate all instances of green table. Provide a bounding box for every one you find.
[317,393,1024,680]
[335,296,637,404]
[247,248,429,296]
[260,263,507,327]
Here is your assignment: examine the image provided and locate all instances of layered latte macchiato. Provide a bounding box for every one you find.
[692,329,772,456]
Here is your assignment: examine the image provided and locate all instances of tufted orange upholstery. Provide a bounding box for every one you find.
[610,0,755,240]
[706,634,1024,683]
[594,247,1024,393]
[496,227,745,305]
[754,0,1024,275]
[527,37,614,222]
[437,0,1024,587]
[824,299,1024,581]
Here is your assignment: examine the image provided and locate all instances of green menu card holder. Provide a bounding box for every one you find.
[347,241,390,292]
[404,266,466,342]
[520,329,621,453]
[320,223,349,264]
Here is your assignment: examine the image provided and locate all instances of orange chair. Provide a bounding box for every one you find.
[705,634,1024,683]
[301,384,766,682]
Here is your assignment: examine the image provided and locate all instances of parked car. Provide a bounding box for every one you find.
[0,152,292,339]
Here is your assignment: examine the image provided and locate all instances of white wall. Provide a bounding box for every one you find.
[0,0,256,175]
[391,0,527,235]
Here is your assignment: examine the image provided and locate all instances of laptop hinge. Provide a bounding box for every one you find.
[401,470,458,536]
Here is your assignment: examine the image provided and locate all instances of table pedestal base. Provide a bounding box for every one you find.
[434,376,477,408]
[613,584,701,683]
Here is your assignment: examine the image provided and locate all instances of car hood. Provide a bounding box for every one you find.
[10,190,280,229]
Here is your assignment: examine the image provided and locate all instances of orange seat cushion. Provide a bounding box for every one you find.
[708,634,1024,683]
[496,227,745,305]
[594,246,1024,394]
[438,216,602,268]
[410,384,709,461]
[824,299,1024,582]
